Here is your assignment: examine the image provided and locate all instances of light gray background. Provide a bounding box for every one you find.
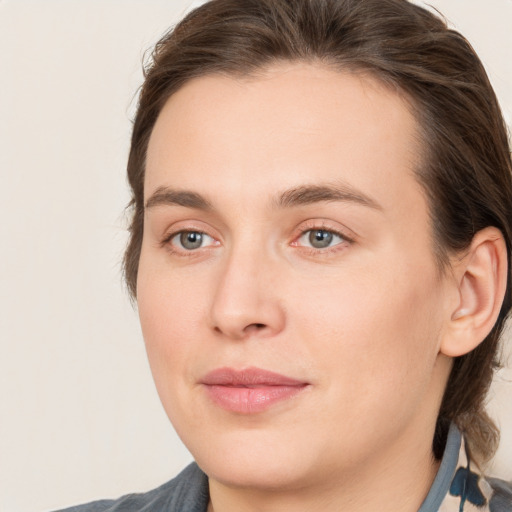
[0,1,511,511]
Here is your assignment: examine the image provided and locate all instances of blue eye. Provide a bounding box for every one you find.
[170,231,214,250]
[298,229,345,249]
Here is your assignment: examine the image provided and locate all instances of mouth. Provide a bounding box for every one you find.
[200,367,309,414]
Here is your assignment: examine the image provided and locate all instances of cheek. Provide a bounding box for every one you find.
[137,282,211,442]
[291,263,444,411]
[136,254,209,403]
[137,243,207,340]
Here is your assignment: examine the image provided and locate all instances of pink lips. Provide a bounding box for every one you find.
[201,367,309,414]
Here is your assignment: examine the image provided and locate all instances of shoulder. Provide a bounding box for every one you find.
[484,475,512,512]
[52,463,209,512]
[448,459,512,511]
[433,427,512,512]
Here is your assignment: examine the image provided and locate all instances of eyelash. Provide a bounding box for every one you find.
[161,223,354,257]
[291,221,354,256]
[160,229,218,258]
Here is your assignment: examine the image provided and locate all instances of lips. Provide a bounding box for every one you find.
[201,367,309,414]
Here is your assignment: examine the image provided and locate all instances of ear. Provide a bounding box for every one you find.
[441,226,508,358]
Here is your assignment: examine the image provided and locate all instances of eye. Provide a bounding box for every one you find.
[297,229,346,249]
[169,231,215,251]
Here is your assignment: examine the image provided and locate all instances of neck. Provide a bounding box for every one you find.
[207,421,441,512]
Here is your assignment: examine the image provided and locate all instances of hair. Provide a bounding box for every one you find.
[123,0,512,465]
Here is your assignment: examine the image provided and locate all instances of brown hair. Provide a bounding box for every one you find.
[123,0,512,464]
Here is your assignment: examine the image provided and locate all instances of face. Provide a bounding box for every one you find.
[137,63,453,492]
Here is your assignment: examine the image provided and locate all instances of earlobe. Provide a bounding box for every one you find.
[441,227,508,358]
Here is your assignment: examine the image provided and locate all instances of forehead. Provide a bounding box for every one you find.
[145,62,425,219]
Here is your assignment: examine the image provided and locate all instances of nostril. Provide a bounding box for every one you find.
[244,323,266,333]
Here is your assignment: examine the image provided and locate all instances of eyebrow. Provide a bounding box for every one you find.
[145,183,382,211]
[145,187,213,210]
[272,183,383,211]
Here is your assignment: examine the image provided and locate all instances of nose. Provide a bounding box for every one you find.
[209,246,286,341]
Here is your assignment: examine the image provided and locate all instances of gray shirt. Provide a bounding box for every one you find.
[54,463,209,512]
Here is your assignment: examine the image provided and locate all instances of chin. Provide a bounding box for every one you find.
[199,451,312,490]
[183,424,329,491]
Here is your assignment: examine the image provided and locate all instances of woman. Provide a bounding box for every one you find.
[58,0,512,510]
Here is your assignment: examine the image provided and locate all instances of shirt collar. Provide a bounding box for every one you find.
[418,423,462,511]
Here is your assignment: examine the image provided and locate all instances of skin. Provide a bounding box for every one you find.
[137,62,460,512]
